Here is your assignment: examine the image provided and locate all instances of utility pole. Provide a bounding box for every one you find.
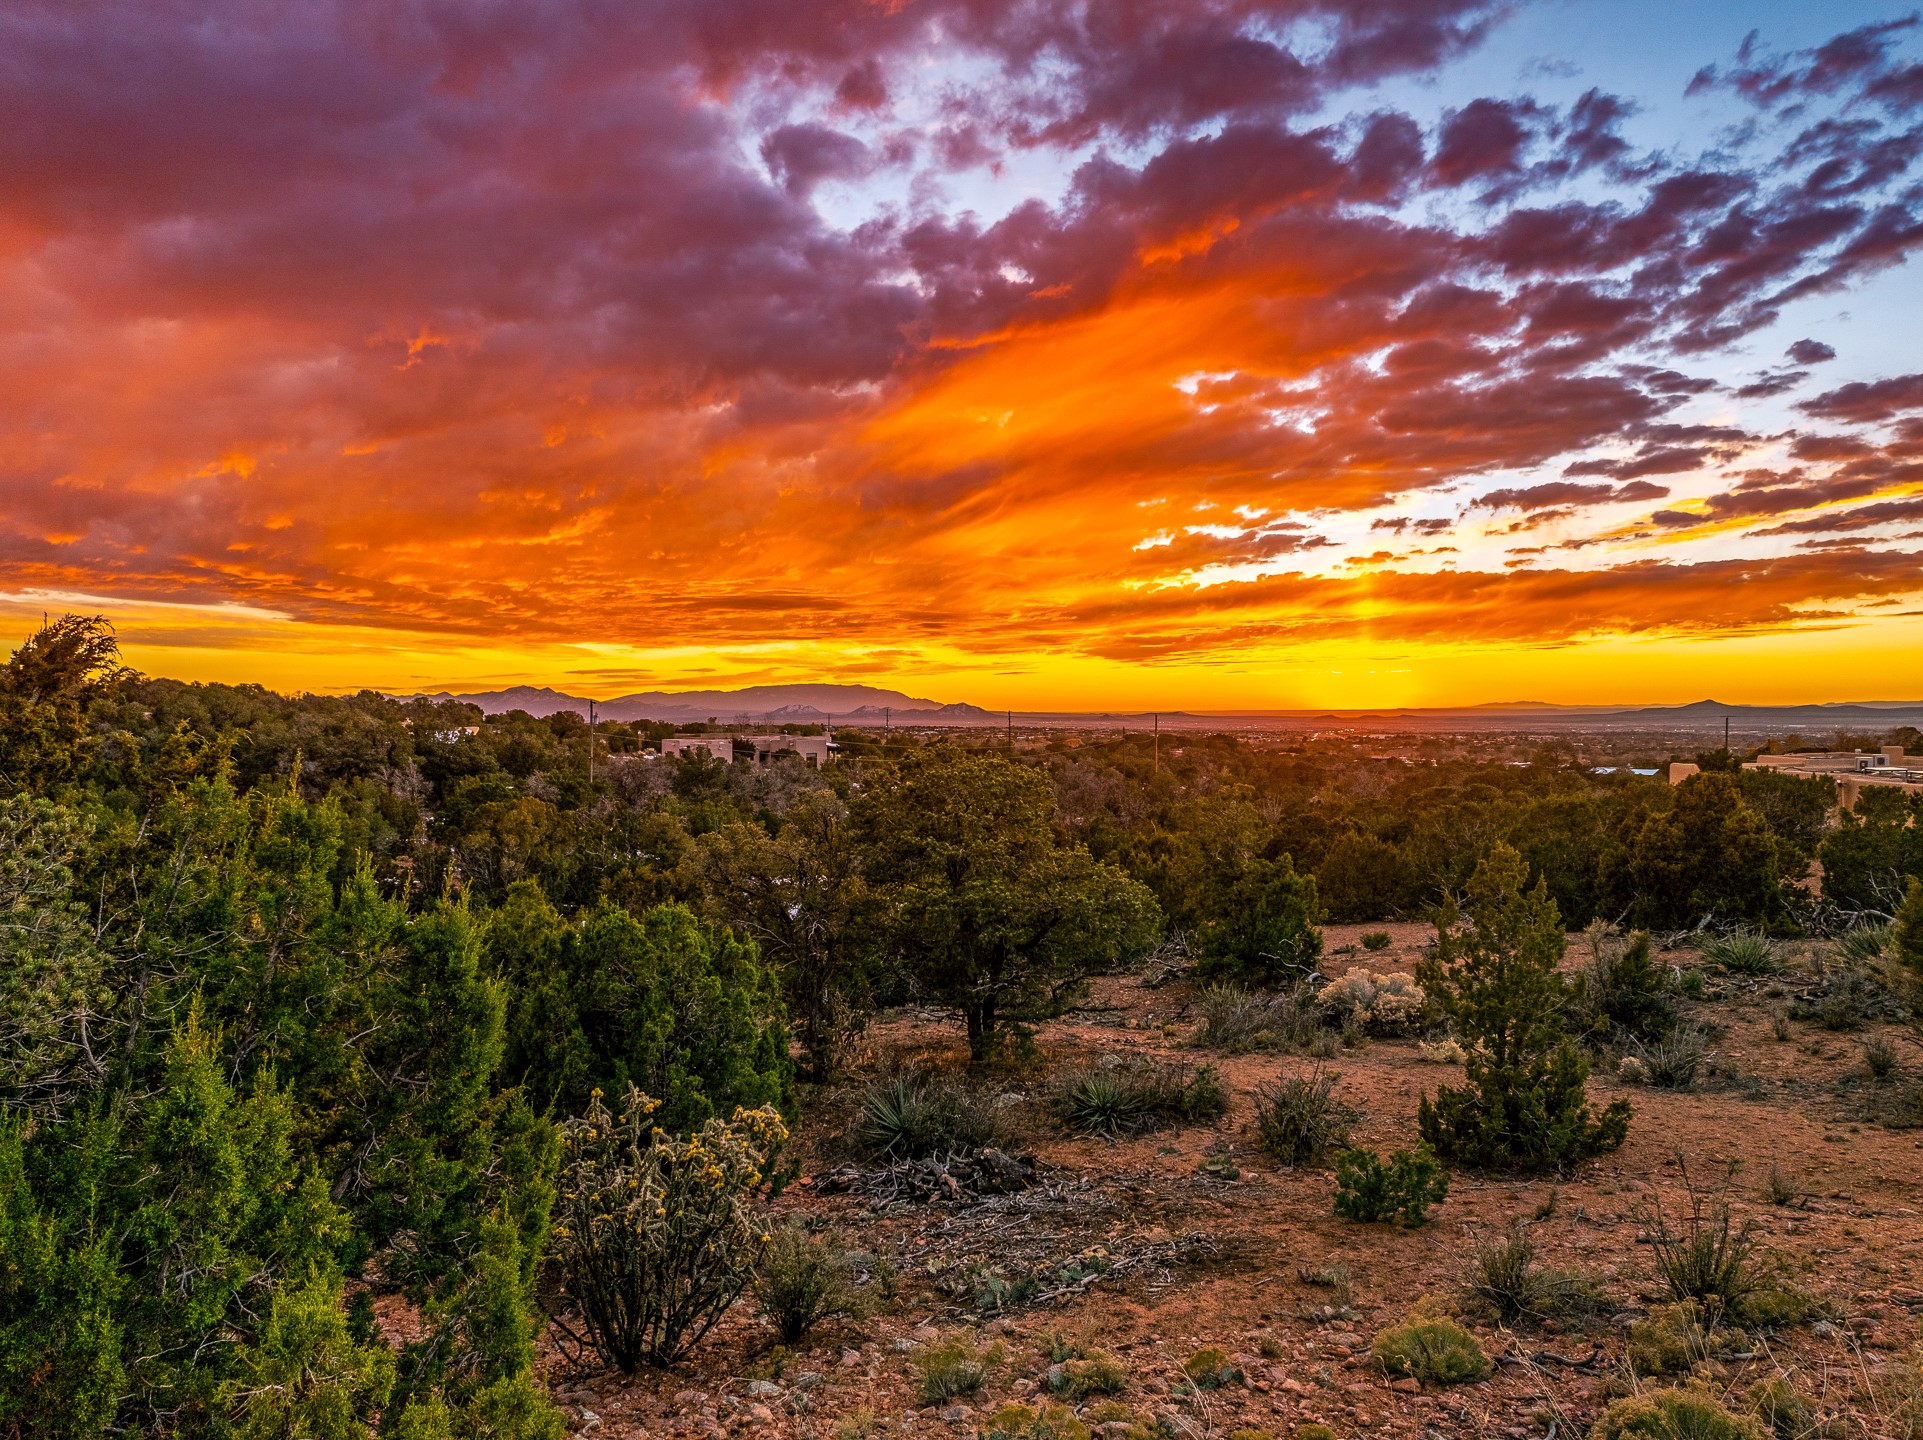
[1007,710,1013,749]
[1154,712,1159,774]
[587,699,597,786]
[1724,713,1731,754]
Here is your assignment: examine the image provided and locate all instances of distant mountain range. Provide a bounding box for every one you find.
[410,683,995,726]
[407,686,1923,732]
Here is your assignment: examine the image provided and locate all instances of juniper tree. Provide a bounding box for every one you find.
[1417,844,1631,1172]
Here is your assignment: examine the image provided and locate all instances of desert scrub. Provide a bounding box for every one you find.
[1631,1025,1709,1091]
[1419,1036,1467,1064]
[1745,1375,1823,1440]
[916,1334,1003,1404]
[1626,1301,1746,1376]
[1046,1346,1128,1400]
[1592,1387,1769,1440]
[1466,1223,1604,1323]
[1698,929,1782,976]
[1195,985,1321,1053]
[1251,1068,1352,1166]
[1056,1060,1226,1137]
[553,1087,786,1369]
[1182,1346,1242,1389]
[1864,1036,1899,1079]
[1641,1161,1774,1317]
[1416,845,1630,1173]
[1371,1314,1489,1385]
[1315,969,1425,1033]
[1361,930,1393,951]
[850,1072,1007,1160]
[982,1403,1090,1440]
[1837,922,1890,967]
[1291,1428,1338,1440]
[1572,926,1677,1045]
[754,1223,861,1342]
[1332,1145,1448,1225]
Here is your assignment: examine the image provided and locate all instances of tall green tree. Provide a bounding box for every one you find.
[1417,844,1631,1173]
[1627,772,1780,929]
[1158,790,1321,987]
[858,747,1160,1059]
[698,789,877,1080]
[0,615,131,793]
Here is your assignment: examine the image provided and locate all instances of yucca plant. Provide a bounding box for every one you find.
[1698,929,1780,975]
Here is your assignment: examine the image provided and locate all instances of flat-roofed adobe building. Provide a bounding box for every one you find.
[747,733,831,767]
[1743,745,1923,808]
[659,734,735,763]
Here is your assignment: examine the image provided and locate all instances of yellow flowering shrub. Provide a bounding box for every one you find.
[552,1085,787,1368]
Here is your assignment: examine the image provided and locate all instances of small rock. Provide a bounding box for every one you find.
[1011,1379,1038,1396]
[1813,1320,1842,1339]
[744,1381,782,1400]
[839,1348,863,1368]
[940,1405,972,1424]
[746,1404,775,1425]
[579,1411,602,1430]
[793,1372,825,1390]
[1045,1364,1068,1391]
[1391,1378,1420,1394]
[672,1390,705,1408]
[890,1338,916,1353]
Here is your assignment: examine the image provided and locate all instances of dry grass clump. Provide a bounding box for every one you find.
[1250,1068,1352,1166]
[1698,929,1783,976]
[1181,1346,1242,1390]
[754,1223,862,1342]
[1193,985,1321,1053]
[1465,1223,1606,1323]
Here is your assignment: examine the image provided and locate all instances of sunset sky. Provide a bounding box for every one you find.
[3,0,1922,710]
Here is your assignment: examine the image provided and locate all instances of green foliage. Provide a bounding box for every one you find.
[754,1224,861,1343]
[1642,1169,1759,1315]
[1332,1146,1448,1225]
[983,1402,1090,1440]
[1466,1223,1603,1323]
[915,1334,1002,1404]
[1370,1315,1489,1385]
[698,790,878,1079]
[1627,1302,1728,1376]
[1819,789,1923,914]
[1895,877,1923,981]
[1047,1348,1129,1400]
[1838,922,1891,967]
[1697,929,1781,975]
[487,887,792,1132]
[552,1087,785,1369]
[1573,928,1677,1044]
[1252,1070,1351,1166]
[1629,773,1784,930]
[1591,1387,1769,1440]
[850,1073,1008,1160]
[1182,1346,1241,1389]
[0,615,130,794]
[1360,931,1392,951]
[1417,845,1631,1173]
[858,747,1162,1058]
[0,795,107,1119]
[1057,1061,1226,1136]
[1745,1376,1821,1440]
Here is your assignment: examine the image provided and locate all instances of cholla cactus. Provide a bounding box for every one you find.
[1316,969,1426,1033]
[553,1086,788,1369]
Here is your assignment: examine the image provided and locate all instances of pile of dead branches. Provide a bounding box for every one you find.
[810,1146,1038,1204]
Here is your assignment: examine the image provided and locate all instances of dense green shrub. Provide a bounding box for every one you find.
[1183,1346,1242,1389]
[1333,1146,1448,1225]
[1047,1348,1129,1400]
[983,1402,1090,1440]
[1896,877,1923,981]
[1370,1315,1489,1384]
[487,887,793,1131]
[551,1087,786,1368]
[1417,845,1631,1173]
[1251,1070,1352,1166]
[857,747,1161,1059]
